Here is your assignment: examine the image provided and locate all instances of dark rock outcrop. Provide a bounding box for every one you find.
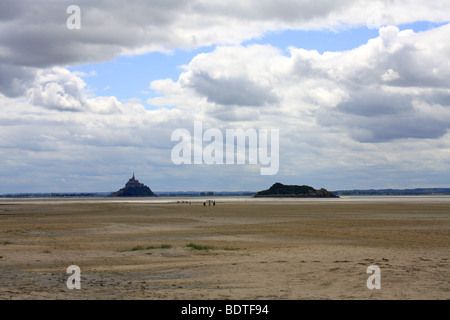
[110,174,156,197]
[254,182,339,198]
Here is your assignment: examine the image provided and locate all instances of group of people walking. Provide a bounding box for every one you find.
[203,200,215,206]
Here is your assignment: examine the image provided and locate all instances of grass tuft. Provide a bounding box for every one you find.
[121,244,172,252]
[146,244,172,250]
[186,243,215,250]
[131,245,146,251]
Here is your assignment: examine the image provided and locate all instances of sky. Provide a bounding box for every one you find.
[1,0,450,193]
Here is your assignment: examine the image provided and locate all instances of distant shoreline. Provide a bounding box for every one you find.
[1,188,450,198]
[1,195,450,205]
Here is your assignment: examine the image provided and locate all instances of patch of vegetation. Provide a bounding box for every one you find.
[121,244,172,252]
[146,244,172,249]
[1,240,13,245]
[131,245,146,251]
[186,243,215,250]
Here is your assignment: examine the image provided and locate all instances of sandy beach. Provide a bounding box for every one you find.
[0,197,449,300]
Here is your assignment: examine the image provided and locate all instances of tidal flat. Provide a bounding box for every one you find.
[0,197,449,299]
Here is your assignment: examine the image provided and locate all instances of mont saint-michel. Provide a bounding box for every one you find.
[110,173,156,197]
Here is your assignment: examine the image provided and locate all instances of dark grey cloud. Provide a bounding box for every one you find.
[192,0,348,23]
[318,87,450,142]
[335,112,449,143]
[336,88,410,117]
[370,114,448,141]
[0,64,36,97]
[0,0,190,69]
[184,71,279,107]
[0,1,22,21]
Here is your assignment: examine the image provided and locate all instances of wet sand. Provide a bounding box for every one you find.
[0,198,449,299]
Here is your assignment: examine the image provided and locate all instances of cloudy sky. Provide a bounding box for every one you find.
[1,0,449,193]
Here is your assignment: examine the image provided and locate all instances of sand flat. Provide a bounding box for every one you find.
[0,198,449,299]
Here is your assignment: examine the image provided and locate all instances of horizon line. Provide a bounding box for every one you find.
[2,186,450,197]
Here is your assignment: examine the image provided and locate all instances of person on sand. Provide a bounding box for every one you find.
[203,201,206,206]
[213,201,215,206]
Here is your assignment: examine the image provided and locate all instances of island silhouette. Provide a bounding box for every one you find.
[254,182,339,198]
[110,173,156,197]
